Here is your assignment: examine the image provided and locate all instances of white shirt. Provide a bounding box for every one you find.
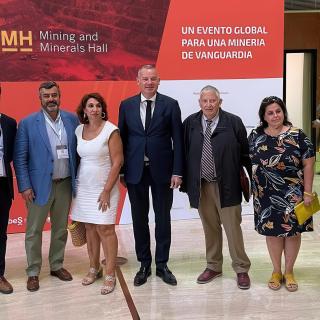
[201,112,220,134]
[140,93,156,130]
[140,94,156,161]
[42,110,70,179]
[201,112,219,180]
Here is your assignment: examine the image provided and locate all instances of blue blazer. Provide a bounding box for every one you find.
[118,92,183,184]
[13,110,78,206]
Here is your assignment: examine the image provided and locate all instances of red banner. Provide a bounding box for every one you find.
[0,0,284,233]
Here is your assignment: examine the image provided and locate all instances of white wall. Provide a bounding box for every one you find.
[119,78,283,224]
[286,52,312,138]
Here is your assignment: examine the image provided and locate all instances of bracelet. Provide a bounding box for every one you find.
[303,191,314,197]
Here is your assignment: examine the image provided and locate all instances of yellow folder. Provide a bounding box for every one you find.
[294,193,320,225]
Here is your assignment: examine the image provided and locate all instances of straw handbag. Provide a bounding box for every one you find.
[68,221,87,247]
[294,192,320,225]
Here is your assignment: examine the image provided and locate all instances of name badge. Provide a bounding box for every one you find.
[0,157,4,176]
[56,145,69,159]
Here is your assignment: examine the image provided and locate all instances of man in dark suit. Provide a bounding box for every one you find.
[0,84,17,294]
[118,65,183,286]
[14,81,78,292]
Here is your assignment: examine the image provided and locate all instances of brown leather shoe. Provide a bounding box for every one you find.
[0,276,13,294]
[237,272,250,289]
[27,276,39,292]
[197,268,222,284]
[50,268,73,281]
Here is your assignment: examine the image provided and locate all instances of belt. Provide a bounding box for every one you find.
[52,177,69,183]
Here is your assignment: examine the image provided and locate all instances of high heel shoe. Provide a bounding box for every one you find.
[82,267,103,286]
[101,274,116,294]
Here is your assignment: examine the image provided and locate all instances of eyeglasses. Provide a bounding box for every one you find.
[262,96,283,104]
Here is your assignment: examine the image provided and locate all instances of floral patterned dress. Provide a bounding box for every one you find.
[248,126,314,237]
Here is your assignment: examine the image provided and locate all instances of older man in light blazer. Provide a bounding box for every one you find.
[14,81,78,292]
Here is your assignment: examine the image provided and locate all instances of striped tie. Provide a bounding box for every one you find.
[201,120,214,182]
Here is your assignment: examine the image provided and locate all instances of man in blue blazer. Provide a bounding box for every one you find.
[0,84,17,294]
[118,65,183,286]
[14,81,78,292]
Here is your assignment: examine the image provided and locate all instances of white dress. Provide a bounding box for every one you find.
[71,121,119,225]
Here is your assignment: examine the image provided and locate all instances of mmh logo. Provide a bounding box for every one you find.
[1,30,33,52]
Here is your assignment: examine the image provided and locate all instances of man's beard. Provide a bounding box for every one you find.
[46,101,58,108]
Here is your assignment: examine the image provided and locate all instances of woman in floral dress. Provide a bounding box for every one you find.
[248,96,315,292]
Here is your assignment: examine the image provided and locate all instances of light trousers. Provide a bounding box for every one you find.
[198,181,251,273]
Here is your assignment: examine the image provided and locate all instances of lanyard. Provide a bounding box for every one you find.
[43,112,63,142]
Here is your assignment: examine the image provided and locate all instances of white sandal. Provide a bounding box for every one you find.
[82,267,103,286]
[101,275,116,294]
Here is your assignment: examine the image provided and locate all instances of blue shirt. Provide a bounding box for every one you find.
[42,110,70,179]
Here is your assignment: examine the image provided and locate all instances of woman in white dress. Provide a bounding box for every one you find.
[71,93,123,294]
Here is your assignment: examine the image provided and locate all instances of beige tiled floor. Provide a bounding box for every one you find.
[2,177,320,319]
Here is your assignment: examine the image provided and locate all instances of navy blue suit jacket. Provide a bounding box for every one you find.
[13,110,78,206]
[0,114,17,199]
[118,92,183,184]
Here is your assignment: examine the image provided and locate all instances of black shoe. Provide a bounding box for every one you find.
[156,266,177,286]
[134,266,151,286]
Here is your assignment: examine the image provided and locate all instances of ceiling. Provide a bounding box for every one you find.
[285,0,320,10]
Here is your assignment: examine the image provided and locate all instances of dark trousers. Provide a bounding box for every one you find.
[0,178,12,276]
[127,165,173,269]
